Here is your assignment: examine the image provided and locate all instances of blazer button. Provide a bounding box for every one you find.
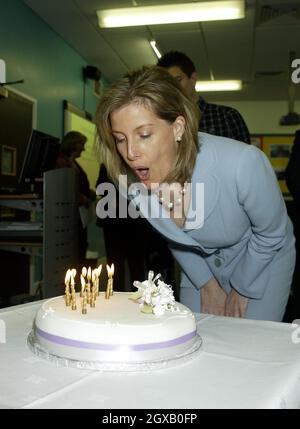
[215,258,221,267]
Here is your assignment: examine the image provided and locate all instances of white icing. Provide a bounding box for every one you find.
[35,292,195,343]
[31,292,198,364]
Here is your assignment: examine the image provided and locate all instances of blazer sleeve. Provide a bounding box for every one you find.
[168,242,214,290]
[230,145,290,298]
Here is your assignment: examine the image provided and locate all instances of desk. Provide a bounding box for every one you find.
[1,170,79,299]
[1,301,300,409]
[0,194,43,297]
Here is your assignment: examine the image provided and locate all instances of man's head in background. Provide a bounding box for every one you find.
[157,51,198,101]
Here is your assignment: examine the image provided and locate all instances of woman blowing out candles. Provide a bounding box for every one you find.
[95,66,295,321]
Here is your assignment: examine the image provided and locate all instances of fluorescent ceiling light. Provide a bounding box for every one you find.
[196,80,242,91]
[97,1,245,28]
[150,40,162,59]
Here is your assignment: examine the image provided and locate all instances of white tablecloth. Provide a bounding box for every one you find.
[1,301,300,409]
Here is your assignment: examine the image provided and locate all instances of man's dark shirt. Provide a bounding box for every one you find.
[198,96,251,144]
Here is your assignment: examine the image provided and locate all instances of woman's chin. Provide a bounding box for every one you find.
[133,174,151,189]
[141,179,162,190]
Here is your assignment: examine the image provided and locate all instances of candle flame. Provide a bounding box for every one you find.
[81,266,87,277]
[92,269,98,282]
[97,264,102,277]
[65,269,71,285]
[80,274,85,289]
[106,263,114,278]
[87,266,92,279]
[71,268,76,278]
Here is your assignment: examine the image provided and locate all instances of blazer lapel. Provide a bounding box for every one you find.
[184,133,220,231]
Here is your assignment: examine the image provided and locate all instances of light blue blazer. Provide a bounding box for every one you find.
[128,133,296,321]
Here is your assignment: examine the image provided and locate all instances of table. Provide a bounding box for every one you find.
[1,301,300,409]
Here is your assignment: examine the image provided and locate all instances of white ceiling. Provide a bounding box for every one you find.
[23,0,300,102]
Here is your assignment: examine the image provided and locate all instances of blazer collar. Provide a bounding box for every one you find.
[184,133,219,230]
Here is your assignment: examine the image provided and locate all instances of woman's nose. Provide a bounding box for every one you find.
[127,140,140,160]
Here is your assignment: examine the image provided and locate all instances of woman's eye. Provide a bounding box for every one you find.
[115,137,125,144]
[140,134,150,139]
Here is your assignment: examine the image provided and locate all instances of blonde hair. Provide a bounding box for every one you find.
[95,66,200,185]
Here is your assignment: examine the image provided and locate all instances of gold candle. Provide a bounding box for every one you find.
[90,270,95,308]
[71,268,77,286]
[80,274,85,299]
[92,269,97,303]
[70,272,75,293]
[70,269,77,310]
[87,267,91,304]
[96,264,102,297]
[106,264,114,299]
[64,269,71,306]
[81,267,87,297]
[109,264,114,297]
[90,289,96,308]
[82,289,87,314]
[71,288,77,310]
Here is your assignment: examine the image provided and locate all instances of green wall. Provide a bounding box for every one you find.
[0,0,103,138]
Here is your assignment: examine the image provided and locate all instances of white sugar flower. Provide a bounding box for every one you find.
[131,271,177,316]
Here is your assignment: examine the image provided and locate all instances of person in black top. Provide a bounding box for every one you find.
[286,130,300,205]
[157,51,251,144]
[285,129,300,319]
[56,131,95,266]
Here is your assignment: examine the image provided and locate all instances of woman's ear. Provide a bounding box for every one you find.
[173,115,186,141]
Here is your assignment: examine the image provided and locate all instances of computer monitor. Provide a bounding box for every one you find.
[18,129,60,192]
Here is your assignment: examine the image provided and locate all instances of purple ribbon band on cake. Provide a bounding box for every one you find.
[36,326,197,351]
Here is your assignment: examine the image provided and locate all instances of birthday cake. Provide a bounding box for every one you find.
[28,271,201,371]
